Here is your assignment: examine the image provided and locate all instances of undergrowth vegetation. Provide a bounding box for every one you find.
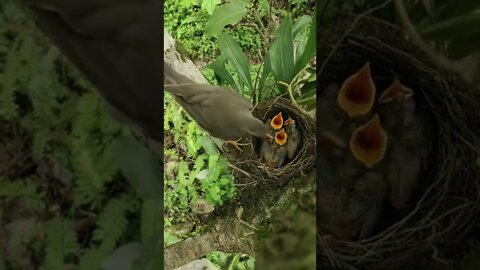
[163,0,315,268]
[0,2,161,269]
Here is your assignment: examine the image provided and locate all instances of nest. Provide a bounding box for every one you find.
[224,97,315,186]
[317,14,480,270]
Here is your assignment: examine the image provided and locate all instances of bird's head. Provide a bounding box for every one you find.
[243,117,274,140]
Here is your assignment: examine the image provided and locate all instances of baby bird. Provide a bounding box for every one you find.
[260,128,288,168]
[378,78,434,209]
[283,117,301,160]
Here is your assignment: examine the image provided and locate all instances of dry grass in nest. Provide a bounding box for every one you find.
[317,13,480,270]
[224,97,315,186]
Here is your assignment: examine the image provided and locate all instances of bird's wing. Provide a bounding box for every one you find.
[19,0,164,141]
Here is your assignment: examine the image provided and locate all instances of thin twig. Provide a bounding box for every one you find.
[318,0,393,77]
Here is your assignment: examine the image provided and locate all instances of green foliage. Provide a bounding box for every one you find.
[207,252,255,270]
[0,3,163,269]
[141,200,163,242]
[206,14,316,109]
[164,94,236,229]
[164,0,262,61]
[319,0,480,60]
[0,178,45,212]
[43,217,79,270]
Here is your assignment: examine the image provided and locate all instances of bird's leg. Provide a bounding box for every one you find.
[225,137,251,152]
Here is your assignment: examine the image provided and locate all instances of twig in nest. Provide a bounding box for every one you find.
[236,206,259,231]
[318,0,393,77]
[228,163,253,178]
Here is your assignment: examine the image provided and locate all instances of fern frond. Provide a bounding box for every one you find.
[141,200,162,242]
[72,93,100,138]
[43,217,79,270]
[32,127,49,160]
[93,198,131,253]
[0,178,45,212]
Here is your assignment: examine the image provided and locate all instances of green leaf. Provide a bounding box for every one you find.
[218,33,253,93]
[421,12,480,41]
[258,54,272,92]
[231,0,251,4]
[205,3,247,36]
[114,135,163,200]
[201,0,221,15]
[199,135,219,155]
[292,15,311,38]
[294,11,316,75]
[205,54,240,90]
[268,16,295,91]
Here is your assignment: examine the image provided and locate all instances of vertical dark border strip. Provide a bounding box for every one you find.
[315,0,321,268]
[160,0,165,267]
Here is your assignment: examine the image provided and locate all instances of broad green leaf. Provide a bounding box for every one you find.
[114,135,163,200]
[436,0,480,22]
[218,33,253,93]
[258,54,271,92]
[205,3,247,36]
[292,15,311,38]
[231,0,251,4]
[268,16,294,92]
[205,54,240,90]
[201,0,221,15]
[294,11,316,75]
[421,12,480,41]
[447,34,480,59]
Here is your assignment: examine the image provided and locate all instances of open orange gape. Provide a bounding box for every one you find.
[259,112,301,169]
[317,60,433,242]
[337,62,376,118]
[349,114,388,168]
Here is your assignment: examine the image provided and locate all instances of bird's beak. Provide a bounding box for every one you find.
[266,133,274,140]
[271,112,284,130]
[337,62,376,118]
[284,117,295,126]
[378,78,414,104]
[275,128,288,146]
[349,114,388,168]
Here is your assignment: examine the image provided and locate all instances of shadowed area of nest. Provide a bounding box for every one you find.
[224,97,315,186]
[317,14,480,270]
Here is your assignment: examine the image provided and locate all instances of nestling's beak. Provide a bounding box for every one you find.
[350,114,388,168]
[271,112,284,130]
[378,78,413,104]
[337,62,376,117]
[284,117,295,126]
[275,128,288,146]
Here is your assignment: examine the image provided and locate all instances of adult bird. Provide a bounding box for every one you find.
[164,64,273,151]
[16,0,164,144]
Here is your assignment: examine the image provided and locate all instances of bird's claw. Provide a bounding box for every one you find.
[225,138,251,152]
